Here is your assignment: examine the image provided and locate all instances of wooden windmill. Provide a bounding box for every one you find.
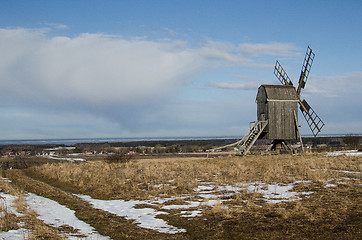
[210,46,325,155]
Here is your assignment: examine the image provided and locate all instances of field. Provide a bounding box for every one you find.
[1,152,361,239]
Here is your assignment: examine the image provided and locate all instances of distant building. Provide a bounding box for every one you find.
[43,146,76,155]
[2,152,15,157]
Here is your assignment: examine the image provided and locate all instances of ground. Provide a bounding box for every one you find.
[1,152,361,239]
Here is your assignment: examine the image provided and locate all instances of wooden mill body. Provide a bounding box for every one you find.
[256,85,299,140]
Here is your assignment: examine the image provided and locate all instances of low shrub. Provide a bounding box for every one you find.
[106,153,133,164]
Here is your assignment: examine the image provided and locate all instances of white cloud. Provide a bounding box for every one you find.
[293,71,362,135]
[303,72,362,98]
[210,81,258,90]
[200,41,245,64]
[0,29,202,108]
[0,28,296,107]
[239,42,299,56]
[43,22,69,29]
[199,41,295,68]
[0,28,314,137]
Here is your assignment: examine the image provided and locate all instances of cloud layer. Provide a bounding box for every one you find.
[210,81,258,90]
[0,29,201,108]
[7,27,357,138]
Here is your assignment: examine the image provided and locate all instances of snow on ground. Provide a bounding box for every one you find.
[0,178,11,183]
[0,192,24,217]
[0,228,29,240]
[193,180,314,204]
[42,155,86,162]
[0,187,28,239]
[76,194,187,234]
[76,180,316,234]
[1,177,108,239]
[26,193,110,240]
[325,176,361,188]
[237,181,314,204]
[2,171,357,237]
[327,150,362,156]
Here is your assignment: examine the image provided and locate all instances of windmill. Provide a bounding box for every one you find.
[209,46,325,155]
[274,46,324,138]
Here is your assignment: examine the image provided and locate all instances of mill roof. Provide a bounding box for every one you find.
[256,85,299,102]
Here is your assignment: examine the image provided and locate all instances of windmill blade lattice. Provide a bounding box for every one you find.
[299,99,325,136]
[297,46,315,95]
[274,61,293,86]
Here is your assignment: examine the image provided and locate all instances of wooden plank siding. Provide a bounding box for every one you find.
[256,85,298,140]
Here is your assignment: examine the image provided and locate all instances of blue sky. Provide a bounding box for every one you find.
[0,0,361,139]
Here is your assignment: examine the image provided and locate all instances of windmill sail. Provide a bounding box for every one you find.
[297,46,315,95]
[274,61,293,86]
[299,99,325,136]
[274,46,324,138]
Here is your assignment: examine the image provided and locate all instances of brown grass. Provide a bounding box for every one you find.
[24,154,360,200]
[3,153,362,239]
[0,171,65,239]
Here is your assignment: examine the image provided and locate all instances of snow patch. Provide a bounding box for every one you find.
[26,193,109,239]
[0,178,12,183]
[0,228,30,240]
[76,179,316,235]
[327,150,362,156]
[333,170,361,174]
[0,192,24,217]
[238,182,314,203]
[161,200,201,210]
[0,192,29,239]
[194,180,313,204]
[43,155,85,162]
[76,194,186,234]
[179,210,203,218]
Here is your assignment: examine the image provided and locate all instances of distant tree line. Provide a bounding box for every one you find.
[0,136,360,156]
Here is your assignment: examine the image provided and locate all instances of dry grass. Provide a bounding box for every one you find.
[0,171,65,239]
[25,154,360,200]
[3,153,362,239]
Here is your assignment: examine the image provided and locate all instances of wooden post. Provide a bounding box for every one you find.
[294,111,304,153]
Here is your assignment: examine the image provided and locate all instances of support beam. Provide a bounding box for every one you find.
[294,110,304,153]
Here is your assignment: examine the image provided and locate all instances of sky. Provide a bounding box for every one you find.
[0,0,361,140]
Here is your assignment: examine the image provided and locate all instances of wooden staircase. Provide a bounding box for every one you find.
[208,120,268,155]
[237,120,268,155]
